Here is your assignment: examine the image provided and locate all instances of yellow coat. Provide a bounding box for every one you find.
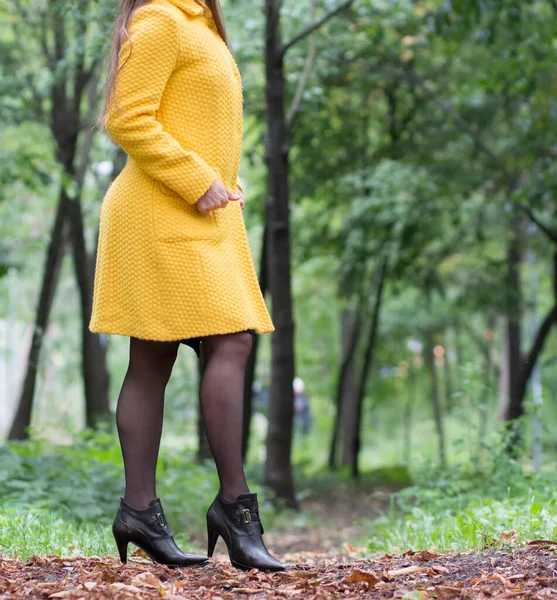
[89,0,274,341]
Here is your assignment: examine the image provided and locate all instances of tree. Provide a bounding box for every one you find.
[263,0,353,506]
[5,0,111,438]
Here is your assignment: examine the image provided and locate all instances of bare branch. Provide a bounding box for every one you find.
[286,0,317,129]
[518,304,557,402]
[518,203,557,245]
[281,0,353,57]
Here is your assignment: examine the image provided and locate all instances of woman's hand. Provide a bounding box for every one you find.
[237,186,245,210]
[196,181,241,216]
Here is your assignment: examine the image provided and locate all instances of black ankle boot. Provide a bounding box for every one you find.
[113,497,208,567]
[206,489,285,571]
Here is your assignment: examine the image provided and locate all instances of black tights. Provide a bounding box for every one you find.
[115,333,252,510]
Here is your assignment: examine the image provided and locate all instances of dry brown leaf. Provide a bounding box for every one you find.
[234,588,260,594]
[412,549,441,562]
[48,592,73,599]
[388,565,426,577]
[434,585,463,599]
[523,539,557,550]
[83,582,97,590]
[131,572,162,589]
[111,582,148,594]
[343,542,357,554]
[430,565,450,574]
[344,568,380,587]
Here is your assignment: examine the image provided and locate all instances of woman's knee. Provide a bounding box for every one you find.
[128,338,179,379]
[202,331,253,364]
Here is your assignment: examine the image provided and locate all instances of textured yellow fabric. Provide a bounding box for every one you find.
[89,0,274,341]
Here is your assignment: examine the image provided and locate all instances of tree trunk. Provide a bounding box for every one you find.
[339,309,361,467]
[328,305,362,469]
[505,211,524,423]
[508,250,557,424]
[443,333,453,411]
[424,329,446,466]
[66,184,110,428]
[403,363,416,465]
[351,258,388,478]
[8,191,70,440]
[263,0,297,508]
[498,316,510,420]
[242,224,269,461]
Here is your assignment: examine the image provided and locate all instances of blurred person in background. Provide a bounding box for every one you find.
[293,377,312,436]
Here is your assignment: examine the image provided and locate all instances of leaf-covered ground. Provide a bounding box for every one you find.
[2,541,557,599]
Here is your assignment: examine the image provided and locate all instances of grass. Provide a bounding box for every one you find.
[368,493,557,554]
[2,420,557,559]
[0,506,116,558]
[0,429,297,559]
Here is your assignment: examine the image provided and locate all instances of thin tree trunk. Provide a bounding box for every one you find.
[351,258,388,478]
[339,309,361,467]
[498,315,510,420]
[263,0,297,508]
[403,363,416,465]
[242,224,269,461]
[443,333,453,411]
[509,250,557,420]
[425,329,446,466]
[328,305,362,469]
[477,339,494,462]
[505,211,524,424]
[8,192,69,440]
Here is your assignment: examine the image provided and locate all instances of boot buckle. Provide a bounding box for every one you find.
[156,512,167,527]
[240,509,252,524]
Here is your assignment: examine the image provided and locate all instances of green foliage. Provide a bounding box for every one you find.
[367,432,557,553]
[0,430,294,558]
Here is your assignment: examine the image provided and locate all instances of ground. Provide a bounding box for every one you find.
[2,487,557,599]
[2,543,557,599]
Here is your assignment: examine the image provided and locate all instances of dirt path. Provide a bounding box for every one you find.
[254,482,394,556]
[2,542,557,599]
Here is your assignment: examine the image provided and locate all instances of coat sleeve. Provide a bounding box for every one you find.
[105,5,216,205]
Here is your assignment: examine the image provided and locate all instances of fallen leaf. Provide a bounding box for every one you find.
[343,542,357,554]
[388,565,426,577]
[83,582,97,590]
[234,588,260,594]
[430,565,449,574]
[111,582,146,594]
[523,539,557,550]
[131,572,162,589]
[434,585,462,599]
[344,568,380,587]
[412,549,441,562]
[48,592,73,599]
[131,547,150,559]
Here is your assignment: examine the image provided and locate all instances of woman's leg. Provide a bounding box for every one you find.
[116,337,180,510]
[199,332,253,502]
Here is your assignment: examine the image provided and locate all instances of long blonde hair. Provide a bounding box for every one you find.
[99,0,228,128]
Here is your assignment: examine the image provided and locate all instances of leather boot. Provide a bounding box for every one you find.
[206,489,285,571]
[113,497,208,567]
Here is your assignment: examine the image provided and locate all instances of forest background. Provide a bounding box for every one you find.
[2,0,557,562]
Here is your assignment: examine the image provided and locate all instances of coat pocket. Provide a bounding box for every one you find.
[153,180,221,242]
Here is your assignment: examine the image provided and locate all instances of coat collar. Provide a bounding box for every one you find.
[166,0,205,16]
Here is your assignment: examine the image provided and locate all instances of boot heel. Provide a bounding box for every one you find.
[113,528,129,564]
[207,522,219,557]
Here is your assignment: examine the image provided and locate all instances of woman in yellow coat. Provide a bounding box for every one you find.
[90,0,283,571]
